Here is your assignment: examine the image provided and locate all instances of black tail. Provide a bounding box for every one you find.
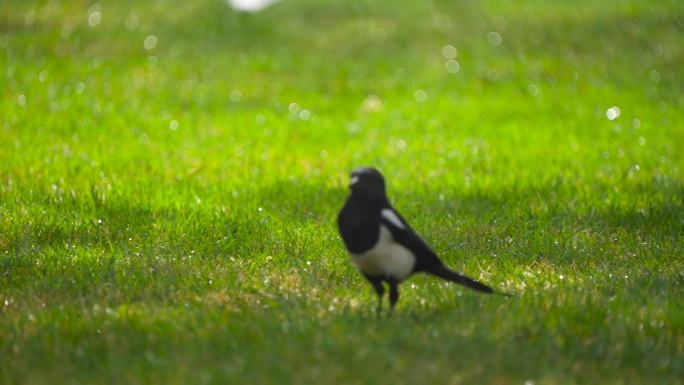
[428,265,495,294]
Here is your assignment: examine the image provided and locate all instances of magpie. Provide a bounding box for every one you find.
[337,167,497,310]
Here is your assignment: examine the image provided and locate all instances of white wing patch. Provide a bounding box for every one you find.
[381,208,405,229]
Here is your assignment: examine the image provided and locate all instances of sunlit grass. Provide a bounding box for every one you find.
[1,0,683,384]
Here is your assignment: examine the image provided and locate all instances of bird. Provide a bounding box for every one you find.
[337,167,499,310]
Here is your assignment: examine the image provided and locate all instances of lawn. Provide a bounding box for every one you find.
[1,0,683,384]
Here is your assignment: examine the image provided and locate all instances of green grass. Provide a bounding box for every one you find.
[1,0,683,384]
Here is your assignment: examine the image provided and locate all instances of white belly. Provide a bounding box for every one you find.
[350,225,416,281]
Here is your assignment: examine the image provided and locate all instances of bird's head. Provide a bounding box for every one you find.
[348,167,387,203]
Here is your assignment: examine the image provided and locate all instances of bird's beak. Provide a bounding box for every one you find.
[349,176,359,188]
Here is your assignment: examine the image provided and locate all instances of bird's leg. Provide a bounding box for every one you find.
[373,283,385,314]
[363,274,385,314]
[388,279,400,311]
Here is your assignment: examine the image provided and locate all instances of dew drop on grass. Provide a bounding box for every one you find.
[230,90,242,102]
[486,69,500,81]
[606,106,621,120]
[487,31,502,47]
[25,10,36,25]
[414,89,427,102]
[88,11,102,27]
[638,136,646,146]
[445,60,460,74]
[528,84,539,97]
[169,120,179,130]
[126,14,139,31]
[299,109,310,121]
[144,35,158,50]
[346,122,360,134]
[17,94,26,106]
[441,45,457,60]
[361,95,383,112]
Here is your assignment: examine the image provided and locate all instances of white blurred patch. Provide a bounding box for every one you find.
[606,106,621,121]
[351,226,415,281]
[381,209,405,229]
[227,0,279,13]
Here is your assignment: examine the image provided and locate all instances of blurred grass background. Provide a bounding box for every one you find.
[1,0,683,384]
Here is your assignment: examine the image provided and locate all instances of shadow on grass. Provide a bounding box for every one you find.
[4,177,682,259]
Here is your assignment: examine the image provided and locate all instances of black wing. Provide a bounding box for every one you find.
[379,207,444,272]
[381,207,495,294]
